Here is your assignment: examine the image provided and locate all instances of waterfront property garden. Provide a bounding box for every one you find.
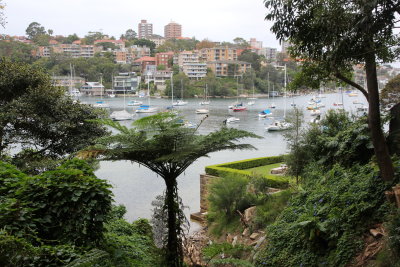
[205,155,290,189]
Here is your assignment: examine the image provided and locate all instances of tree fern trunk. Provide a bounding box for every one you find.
[164,176,183,267]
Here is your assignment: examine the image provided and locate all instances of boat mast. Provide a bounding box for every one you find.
[123,80,126,110]
[284,64,287,118]
[171,72,174,106]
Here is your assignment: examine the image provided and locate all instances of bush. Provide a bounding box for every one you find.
[254,189,293,229]
[0,159,113,247]
[386,209,400,261]
[255,164,389,266]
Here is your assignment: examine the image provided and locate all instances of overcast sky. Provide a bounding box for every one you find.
[0,0,281,49]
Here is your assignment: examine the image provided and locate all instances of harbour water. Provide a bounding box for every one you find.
[79,92,368,230]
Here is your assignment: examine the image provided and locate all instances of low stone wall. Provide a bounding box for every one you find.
[200,173,219,213]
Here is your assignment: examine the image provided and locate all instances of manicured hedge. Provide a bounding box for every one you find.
[205,156,289,189]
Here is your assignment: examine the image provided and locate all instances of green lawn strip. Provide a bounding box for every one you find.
[245,163,283,176]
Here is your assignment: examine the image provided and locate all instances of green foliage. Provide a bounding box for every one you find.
[253,189,293,229]
[0,161,161,265]
[0,59,108,164]
[0,159,113,246]
[0,40,35,63]
[84,112,259,267]
[289,110,374,174]
[207,173,287,235]
[255,164,389,266]
[0,230,82,267]
[208,175,253,219]
[238,50,261,72]
[101,218,161,266]
[95,42,118,50]
[387,209,400,260]
[25,22,47,41]
[283,107,308,182]
[203,242,253,266]
[155,38,199,53]
[381,74,400,109]
[205,156,289,188]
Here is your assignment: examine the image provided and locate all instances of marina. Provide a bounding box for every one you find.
[79,92,368,229]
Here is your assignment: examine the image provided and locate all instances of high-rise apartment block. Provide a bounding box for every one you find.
[249,38,263,49]
[164,22,182,39]
[138,19,153,39]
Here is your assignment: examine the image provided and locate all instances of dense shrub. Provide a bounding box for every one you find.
[0,159,113,247]
[290,110,374,174]
[207,174,288,236]
[255,164,389,266]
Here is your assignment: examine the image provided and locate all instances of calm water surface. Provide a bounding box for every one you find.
[79,92,367,230]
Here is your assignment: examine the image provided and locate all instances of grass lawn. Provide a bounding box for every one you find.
[245,162,284,176]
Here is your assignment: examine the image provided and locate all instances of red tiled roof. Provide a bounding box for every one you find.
[94,39,124,44]
[134,56,156,62]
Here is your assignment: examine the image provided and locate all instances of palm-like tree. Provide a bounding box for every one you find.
[81,112,260,266]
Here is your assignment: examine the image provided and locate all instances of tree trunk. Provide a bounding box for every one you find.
[388,103,400,155]
[365,52,394,181]
[164,176,183,267]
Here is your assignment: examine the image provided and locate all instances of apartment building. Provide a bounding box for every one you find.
[207,60,251,77]
[138,19,153,39]
[128,45,151,59]
[174,50,200,67]
[37,46,51,57]
[155,52,174,68]
[94,39,125,49]
[134,56,156,73]
[154,70,173,88]
[164,22,182,39]
[200,47,238,62]
[80,82,104,96]
[260,47,278,62]
[147,35,166,48]
[114,51,127,64]
[112,72,140,94]
[249,38,263,49]
[52,76,85,88]
[182,63,207,80]
[50,44,101,58]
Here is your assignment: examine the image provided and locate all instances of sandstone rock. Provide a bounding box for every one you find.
[249,240,258,246]
[250,232,260,240]
[244,206,257,224]
[232,236,238,246]
[242,228,250,237]
[369,229,383,238]
[226,233,233,243]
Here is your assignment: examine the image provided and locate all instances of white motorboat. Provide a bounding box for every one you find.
[127,100,143,106]
[225,117,240,123]
[135,105,158,113]
[173,99,188,106]
[310,109,321,116]
[195,108,209,114]
[258,109,272,118]
[110,110,134,121]
[266,121,291,131]
[357,104,368,112]
[93,101,110,108]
